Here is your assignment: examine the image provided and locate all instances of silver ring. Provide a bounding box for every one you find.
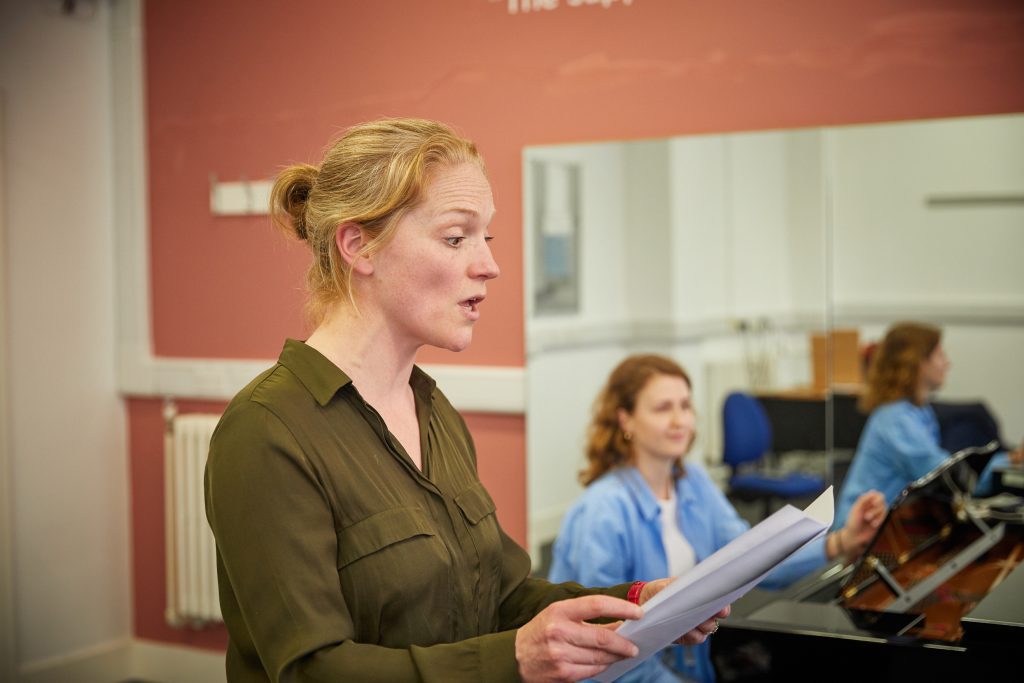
[709,619,720,635]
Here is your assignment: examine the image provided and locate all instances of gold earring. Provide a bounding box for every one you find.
[623,431,632,441]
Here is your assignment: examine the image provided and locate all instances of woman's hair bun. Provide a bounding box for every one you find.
[287,181,312,240]
[270,163,318,241]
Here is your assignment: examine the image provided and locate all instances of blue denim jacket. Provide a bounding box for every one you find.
[836,400,1010,527]
[548,464,828,683]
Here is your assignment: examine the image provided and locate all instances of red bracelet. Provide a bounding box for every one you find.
[626,581,646,605]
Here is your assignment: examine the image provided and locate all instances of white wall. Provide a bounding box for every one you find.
[1,73,17,683]
[785,129,828,320]
[621,140,672,323]
[726,132,796,318]
[669,130,828,325]
[832,116,1024,440]
[938,325,1024,442]
[0,0,131,674]
[832,115,1024,309]
[669,135,731,323]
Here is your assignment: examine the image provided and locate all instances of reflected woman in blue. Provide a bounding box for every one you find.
[549,354,884,683]
[836,322,1023,525]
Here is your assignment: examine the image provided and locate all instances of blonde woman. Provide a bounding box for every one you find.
[205,119,723,683]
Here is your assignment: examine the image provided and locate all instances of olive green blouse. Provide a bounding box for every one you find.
[205,339,626,682]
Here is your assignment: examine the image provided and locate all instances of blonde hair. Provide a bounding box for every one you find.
[581,354,694,486]
[269,118,484,324]
[859,322,942,412]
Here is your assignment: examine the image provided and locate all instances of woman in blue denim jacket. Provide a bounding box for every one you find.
[836,322,1022,526]
[549,354,885,683]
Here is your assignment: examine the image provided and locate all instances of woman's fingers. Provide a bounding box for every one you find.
[637,577,673,605]
[675,605,731,645]
[848,491,886,550]
[515,596,642,682]
[556,594,643,624]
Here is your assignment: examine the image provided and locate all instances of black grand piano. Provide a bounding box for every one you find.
[713,442,1024,681]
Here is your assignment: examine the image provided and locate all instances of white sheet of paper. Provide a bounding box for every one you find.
[594,486,835,682]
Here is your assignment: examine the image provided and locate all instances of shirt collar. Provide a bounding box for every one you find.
[409,365,438,409]
[615,465,698,522]
[676,468,698,507]
[615,467,663,522]
[277,338,437,408]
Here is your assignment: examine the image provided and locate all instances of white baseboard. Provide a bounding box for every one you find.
[130,640,225,683]
[18,638,132,683]
[18,638,225,683]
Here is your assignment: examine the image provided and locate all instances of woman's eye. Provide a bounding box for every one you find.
[446,236,465,247]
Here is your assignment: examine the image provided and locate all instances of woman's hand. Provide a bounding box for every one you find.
[515,595,641,683]
[835,489,886,559]
[639,579,731,645]
[515,584,733,681]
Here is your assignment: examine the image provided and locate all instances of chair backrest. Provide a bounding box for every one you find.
[932,401,1003,455]
[722,392,773,469]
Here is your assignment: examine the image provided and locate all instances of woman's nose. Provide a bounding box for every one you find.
[471,243,500,280]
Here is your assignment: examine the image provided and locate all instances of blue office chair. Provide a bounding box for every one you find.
[722,392,826,520]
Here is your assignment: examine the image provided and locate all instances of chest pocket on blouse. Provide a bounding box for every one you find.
[336,507,437,569]
[336,507,452,645]
[454,482,495,525]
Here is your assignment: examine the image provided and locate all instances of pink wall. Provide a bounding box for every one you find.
[144,0,1024,364]
[134,0,1024,647]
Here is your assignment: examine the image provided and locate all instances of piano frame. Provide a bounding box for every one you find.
[713,442,1024,680]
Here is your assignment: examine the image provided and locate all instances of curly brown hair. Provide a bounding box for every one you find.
[859,322,941,413]
[580,354,694,486]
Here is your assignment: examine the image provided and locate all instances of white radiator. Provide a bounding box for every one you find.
[164,411,223,626]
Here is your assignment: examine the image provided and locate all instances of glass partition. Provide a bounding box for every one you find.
[523,113,1024,567]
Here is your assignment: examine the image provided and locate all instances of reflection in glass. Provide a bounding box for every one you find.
[531,160,581,315]
[523,114,1024,567]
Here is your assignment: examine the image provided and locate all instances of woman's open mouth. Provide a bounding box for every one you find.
[460,295,484,318]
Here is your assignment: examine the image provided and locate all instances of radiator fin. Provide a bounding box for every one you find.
[165,413,222,626]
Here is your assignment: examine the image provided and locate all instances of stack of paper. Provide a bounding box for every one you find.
[595,486,835,682]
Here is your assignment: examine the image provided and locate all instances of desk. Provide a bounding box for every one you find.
[754,389,866,452]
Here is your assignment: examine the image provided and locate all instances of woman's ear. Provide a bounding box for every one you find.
[335,222,373,275]
[617,407,632,435]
